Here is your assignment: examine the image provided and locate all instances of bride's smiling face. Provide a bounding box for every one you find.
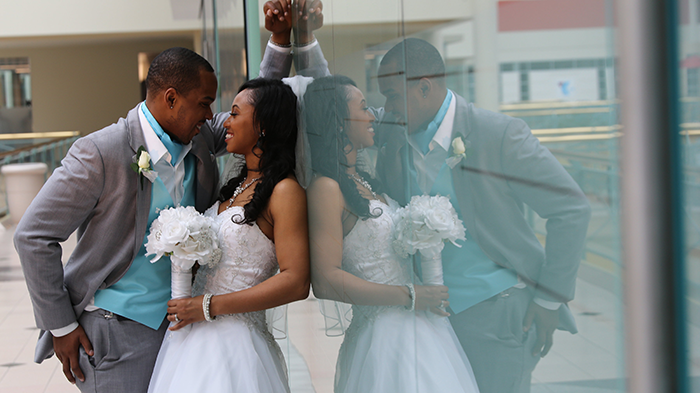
[344,85,376,150]
[223,89,259,155]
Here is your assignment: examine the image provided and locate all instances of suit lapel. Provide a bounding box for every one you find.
[190,137,218,212]
[449,95,478,240]
[126,105,152,257]
[382,142,410,206]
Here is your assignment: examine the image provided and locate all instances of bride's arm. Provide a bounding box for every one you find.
[166,178,310,329]
[309,176,419,307]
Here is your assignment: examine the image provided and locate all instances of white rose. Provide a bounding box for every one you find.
[160,221,189,246]
[425,208,455,234]
[138,151,151,169]
[451,137,466,155]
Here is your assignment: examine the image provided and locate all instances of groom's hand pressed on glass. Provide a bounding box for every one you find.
[264,0,292,45]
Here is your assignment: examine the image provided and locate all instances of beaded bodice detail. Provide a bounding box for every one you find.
[342,198,413,323]
[192,202,278,335]
[342,198,412,286]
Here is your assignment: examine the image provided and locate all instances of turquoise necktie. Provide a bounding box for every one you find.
[410,90,453,155]
[140,102,183,164]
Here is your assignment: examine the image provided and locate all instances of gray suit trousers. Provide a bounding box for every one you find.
[449,287,541,393]
[75,310,168,393]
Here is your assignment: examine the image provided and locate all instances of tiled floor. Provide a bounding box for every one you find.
[0,215,643,393]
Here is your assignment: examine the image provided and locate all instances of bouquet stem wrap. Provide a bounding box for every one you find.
[170,263,193,299]
[420,253,444,286]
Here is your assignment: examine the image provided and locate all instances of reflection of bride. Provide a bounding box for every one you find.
[305,75,480,392]
[147,78,310,393]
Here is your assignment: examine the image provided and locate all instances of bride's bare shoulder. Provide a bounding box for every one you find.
[307,176,340,195]
[270,177,306,201]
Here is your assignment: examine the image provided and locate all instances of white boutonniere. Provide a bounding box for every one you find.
[131,146,158,189]
[446,137,470,169]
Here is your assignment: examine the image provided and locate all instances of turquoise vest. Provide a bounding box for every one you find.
[410,160,518,315]
[94,155,196,329]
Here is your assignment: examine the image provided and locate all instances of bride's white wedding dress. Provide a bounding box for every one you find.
[148,201,289,393]
[334,198,480,393]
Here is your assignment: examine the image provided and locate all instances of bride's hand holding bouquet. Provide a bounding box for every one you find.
[393,195,466,317]
[145,206,222,329]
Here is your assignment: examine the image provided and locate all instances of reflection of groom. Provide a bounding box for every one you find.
[13,48,229,393]
[376,39,591,393]
[283,37,591,392]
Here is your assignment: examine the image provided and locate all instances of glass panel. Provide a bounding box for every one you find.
[213,0,247,113]
[241,0,624,391]
[681,0,700,390]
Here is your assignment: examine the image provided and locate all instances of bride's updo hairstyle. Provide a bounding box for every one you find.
[219,78,298,225]
[304,75,381,219]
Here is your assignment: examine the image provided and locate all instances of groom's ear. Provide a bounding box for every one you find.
[418,78,432,98]
[164,87,178,109]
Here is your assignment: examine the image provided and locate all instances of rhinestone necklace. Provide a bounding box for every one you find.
[349,173,378,200]
[226,177,261,209]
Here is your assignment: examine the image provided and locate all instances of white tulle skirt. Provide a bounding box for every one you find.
[335,307,480,393]
[148,314,289,393]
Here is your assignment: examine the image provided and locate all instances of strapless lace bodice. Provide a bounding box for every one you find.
[193,202,279,297]
[342,198,412,287]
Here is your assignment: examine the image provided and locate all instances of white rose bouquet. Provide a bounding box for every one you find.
[393,195,466,287]
[145,206,222,300]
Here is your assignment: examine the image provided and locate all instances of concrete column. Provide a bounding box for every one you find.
[618,0,685,391]
[3,71,14,108]
[472,0,500,112]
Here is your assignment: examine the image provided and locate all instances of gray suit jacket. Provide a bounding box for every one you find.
[375,94,591,331]
[14,104,229,361]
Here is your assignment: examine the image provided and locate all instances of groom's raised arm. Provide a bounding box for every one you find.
[259,0,330,79]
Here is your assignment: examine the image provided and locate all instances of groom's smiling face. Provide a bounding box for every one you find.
[168,69,218,144]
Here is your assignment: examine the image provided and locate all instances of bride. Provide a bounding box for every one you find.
[304,75,480,392]
[148,78,310,393]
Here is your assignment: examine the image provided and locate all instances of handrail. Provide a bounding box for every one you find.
[0,136,78,161]
[500,100,616,111]
[0,131,80,141]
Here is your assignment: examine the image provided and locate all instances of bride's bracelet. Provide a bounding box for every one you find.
[405,283,416,312]
[203,293,216,322]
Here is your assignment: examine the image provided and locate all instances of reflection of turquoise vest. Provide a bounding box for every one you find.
[94,156,196,329]
[410,161,517,315]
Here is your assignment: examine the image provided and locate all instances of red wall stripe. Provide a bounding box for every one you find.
[498,0,608,32]
[498,0,691,32]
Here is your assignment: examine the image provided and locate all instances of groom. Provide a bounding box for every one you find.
[13,48,229,392]
[375,39,591,393]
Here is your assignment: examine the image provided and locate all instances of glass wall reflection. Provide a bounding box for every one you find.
[237,0,623,391]
[681,0,700,390]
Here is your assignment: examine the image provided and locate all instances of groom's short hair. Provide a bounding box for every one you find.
[146,47,215,96]
[380,38,446,85]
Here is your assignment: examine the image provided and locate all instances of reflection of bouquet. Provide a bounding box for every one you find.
[393,195,466,286]
[146,206,222,299]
